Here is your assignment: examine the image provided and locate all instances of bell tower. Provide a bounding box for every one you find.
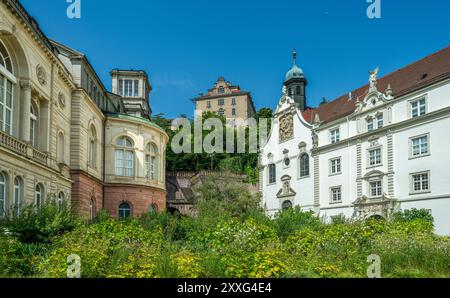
[283,49,307,111]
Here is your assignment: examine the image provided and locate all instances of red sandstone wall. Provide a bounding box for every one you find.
[103,185,166,218]
[70,171,103,219]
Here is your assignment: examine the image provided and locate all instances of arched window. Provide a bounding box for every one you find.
[282,200,293,211]
[0,172,7,217]
[89,126,97,168]
[89,198,95,222]
[0,41,15,135]
[118,202,131,219]
[30,104,38,147]
[268,163,276,184]
[57,192,65,210]
[35,183,44,210]
[148,204,158,213]
[13,177,22,216]
[115,136,134,177]
[299,153,310,177]
[145,143,158,180]
[57,132,65,164]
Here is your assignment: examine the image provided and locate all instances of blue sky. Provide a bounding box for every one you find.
[21,0,450,118]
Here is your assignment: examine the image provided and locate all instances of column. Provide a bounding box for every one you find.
[20,80,31,143]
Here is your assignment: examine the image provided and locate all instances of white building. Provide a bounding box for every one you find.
[260,47,450,235]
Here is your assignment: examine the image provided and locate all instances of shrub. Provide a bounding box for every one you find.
[273,207,321,240]
[0,200,79,243]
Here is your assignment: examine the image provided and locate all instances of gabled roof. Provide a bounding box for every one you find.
[302,45,450,124]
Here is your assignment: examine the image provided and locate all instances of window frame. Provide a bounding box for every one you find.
[330,128,340,144]
[368,147,383,168]
[329,157,342,176]
[299,153,310,178]
[369,180,383,198]
[0,172,7,217]
[409,96,427,118]
[330,186,342,204]
[410,171,431,195]
[13,177,22,216]
[114,136,135,177]
[409,133,430,159]
[268,163,276,185]
[118,202,132,219]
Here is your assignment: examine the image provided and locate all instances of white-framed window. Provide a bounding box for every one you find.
[145,143,158,180]
[0,41,14,135]
[124,80,133,97]
[330,128,340,143]
[410,97,426,118]
[368,148,382,167]
[118,202,131,219]
[370,180,382,197]
[330,157,342,175]
[367,118,374,132]
[411,172,430,194]
[35,183,44,210]
[330,186,342,203]
[88,126,97,168]
[268,163,276,184]
[0,172,7,217]
[118,79,123,96]
[410,134,429,158]
[30,104,38,147]
[13,177,22,216]
[134,80,139,97]
[299,153,310,178]
[115,136,135,177]
[377,114,384,128]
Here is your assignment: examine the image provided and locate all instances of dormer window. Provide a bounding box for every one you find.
[218,87,225,94]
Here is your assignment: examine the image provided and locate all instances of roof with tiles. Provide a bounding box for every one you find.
[301,45,450,125]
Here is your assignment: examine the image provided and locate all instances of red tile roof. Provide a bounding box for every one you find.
[302,45,450,124]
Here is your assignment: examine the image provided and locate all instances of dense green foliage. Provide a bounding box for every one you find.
[1,179,449,278]
[152,108,273,180]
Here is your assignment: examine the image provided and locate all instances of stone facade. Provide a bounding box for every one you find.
[0,0,168,220]
[194,77,256,127]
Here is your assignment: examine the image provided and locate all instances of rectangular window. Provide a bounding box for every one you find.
[134,80,139,97]
[412,172,430,193]
[330,187,342,203]
[232,98,236,105]
[232,108,236,116]
[377,114,384,128]
[411,98,426,118]
[124,80,133,97]
[370,181,382,197]
[369,148,382,166]
[268,164,276,184]
[411,135,429,157]
[115,150,124,176]
[206,101,211,109]
[218,98,225,106]
[118,79,123,96]
[367,118,374,132]
[330,128,340,143]
[330,158,342,175]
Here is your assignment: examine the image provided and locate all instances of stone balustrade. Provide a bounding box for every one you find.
[0,130,48,166]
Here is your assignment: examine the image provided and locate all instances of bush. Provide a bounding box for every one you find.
[272,207,321,240]
[0,200,79,243]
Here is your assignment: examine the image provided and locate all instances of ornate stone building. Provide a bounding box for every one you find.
[193,77,256,127]
[260,48,450,235]
[0,0,167,220]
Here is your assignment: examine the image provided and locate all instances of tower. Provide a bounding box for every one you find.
[283,49,307,110]
[110,69,152,119]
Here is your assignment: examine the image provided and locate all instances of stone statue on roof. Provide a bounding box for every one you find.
[369,67,379,88]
